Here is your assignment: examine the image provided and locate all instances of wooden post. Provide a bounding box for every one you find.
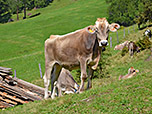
[128,28,130,34]
[110,37,112,48]
[39,63,43,79]
[117,31,119,44]
[14,70,16,78]
[123,29,125,38]
[133,25,135,32]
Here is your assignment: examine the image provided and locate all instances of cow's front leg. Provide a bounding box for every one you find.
[79,59,87,93]
[92,50,101,70]
[87,67,94,89]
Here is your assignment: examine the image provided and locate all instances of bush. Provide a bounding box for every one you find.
[121,46,129,57]
[0,0,12,23]
[121,36,152,57]
[136,37,152,50]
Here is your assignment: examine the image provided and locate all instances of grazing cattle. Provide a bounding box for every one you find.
[144,29,151,39]
[44,17,120,99]
[128,41,140,56]
[119,67,139,80]
[114,41,129,50]
[52,68,79,97]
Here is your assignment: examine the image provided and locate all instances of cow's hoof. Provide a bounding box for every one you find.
[87,86,92,90]
[91,66,97,70]
[44,95,49,99]
[79,90,84,94]
[51,95,56,99]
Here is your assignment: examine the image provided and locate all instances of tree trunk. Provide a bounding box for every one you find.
[23,3,26,19]
[17,5,19,21]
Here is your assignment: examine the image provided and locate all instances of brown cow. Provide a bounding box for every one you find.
[128,41,140,56]
[44,18,120,99]
[119,67,139,80]
[52,68,79,97]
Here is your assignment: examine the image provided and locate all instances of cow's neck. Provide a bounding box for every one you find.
[87,37,101,70]
[92,37,100,59]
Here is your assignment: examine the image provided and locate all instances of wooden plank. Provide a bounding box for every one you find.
[0,85,26,100]
[0,76,3,81]
[0,101,14,109]
[1,75,47,97]
[0,96,17,105]
[0,81,42,101]
[0,70,13,75]
[0,91,28,104]
[0,72,8,76]
[0,67,12,71]
[1,76,45,97]
[0,69,12,73]
[13,78,47,96]
[2,76,17,85]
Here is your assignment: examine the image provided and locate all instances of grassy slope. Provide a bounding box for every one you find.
[0,0,152,113]
[0,0,108,82]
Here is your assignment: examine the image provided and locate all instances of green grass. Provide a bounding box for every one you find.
[0,0,108,82]
[0,0,152,113]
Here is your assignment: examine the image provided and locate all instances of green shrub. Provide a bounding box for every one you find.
[121,36,152,57]
[136,36,152,50]
[121,46,128,56]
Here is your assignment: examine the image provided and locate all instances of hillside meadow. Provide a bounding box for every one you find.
[0,0,108,83]
[0,0,152,113]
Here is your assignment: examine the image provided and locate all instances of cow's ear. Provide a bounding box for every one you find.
[131,67,134,69]
[86,26,96,34]
[109,23,120,32]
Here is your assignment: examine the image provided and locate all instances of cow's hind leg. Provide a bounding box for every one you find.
[44,62,54,99]
[51,63,62,99]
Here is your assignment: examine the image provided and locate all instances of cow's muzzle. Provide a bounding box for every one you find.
[99,40,108,47]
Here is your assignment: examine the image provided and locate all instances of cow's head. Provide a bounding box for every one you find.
[95,18,120,47]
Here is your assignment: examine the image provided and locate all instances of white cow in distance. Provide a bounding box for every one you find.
[114,41,129,50]
[119,67,139,80]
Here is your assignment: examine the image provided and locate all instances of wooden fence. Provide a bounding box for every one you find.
[110,25,137,48]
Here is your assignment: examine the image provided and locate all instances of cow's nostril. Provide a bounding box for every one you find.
[101,41,108,46]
